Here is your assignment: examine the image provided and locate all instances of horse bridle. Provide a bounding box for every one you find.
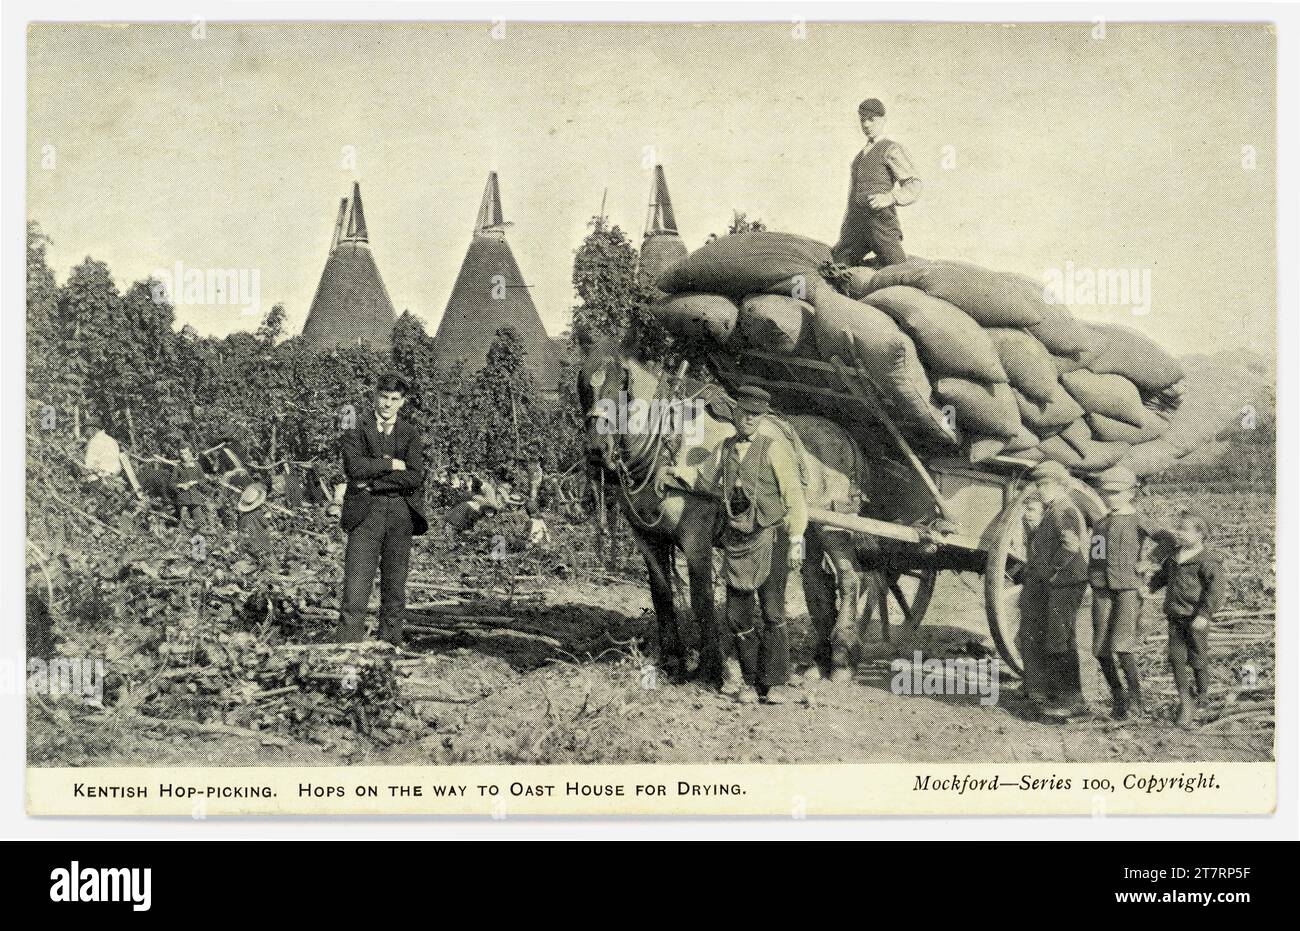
[584,358,686,528]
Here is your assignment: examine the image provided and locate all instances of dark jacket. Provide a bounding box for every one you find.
[1026,496,1088,586]
[1149,548,1226,621]
[1088,511,1171,590]
[339,416,428,536]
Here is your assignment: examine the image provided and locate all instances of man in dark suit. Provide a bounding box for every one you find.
[336,372,428,644]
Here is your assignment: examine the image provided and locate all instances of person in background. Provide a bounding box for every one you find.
[171,444,206,527]
[493,466,524,510]
[526,498,551,547]
[1149,509,1226,729]
[1087,466,1171,720]
[336,372,428,645]
[1019,460,1089,721]
[443,475,500,536]
[831,97,922,269]
[281,466,304,509]
[712,386,806,705]
[236,481,271,556]
[82,415,123,483]
[522,445,545,510]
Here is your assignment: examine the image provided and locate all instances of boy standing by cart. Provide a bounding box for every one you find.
[1087,466,1171,720]
[1020,460,1089,720]
[1149,509,1226,729]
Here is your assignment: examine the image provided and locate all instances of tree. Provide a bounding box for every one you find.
[708,210,767,241]
[570,214,672,364]
[389,310,440,411]
[26,223,66,429]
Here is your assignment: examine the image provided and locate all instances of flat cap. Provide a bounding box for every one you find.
[735,385,772,415]
[1029,460,1070,482]
[1092,465,1137,492]
[376,370,410,394]
[858,98,885,118]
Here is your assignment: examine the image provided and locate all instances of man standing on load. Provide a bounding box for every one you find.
[712,386,807,706]
[831,97,922,269]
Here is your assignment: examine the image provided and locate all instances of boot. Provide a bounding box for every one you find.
[762,684,795,705]
[1176,690,1195,730]
[719,656,745,697]
[1042,655,1089,720]
[1127,688,1146,719]
[1193,667,1211,708]
[1111,689,1129,721]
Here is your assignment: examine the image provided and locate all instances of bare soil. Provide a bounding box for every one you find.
[34,571,1272,768]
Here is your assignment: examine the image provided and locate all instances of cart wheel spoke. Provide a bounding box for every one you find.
[880,566,936,631]
[889,582,913,626]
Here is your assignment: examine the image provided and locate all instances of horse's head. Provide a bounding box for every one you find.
[576,337,664,473]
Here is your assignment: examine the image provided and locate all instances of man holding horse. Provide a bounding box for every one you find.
[714,386,807,704]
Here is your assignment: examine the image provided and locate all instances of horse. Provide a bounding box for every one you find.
[577,337,881,684]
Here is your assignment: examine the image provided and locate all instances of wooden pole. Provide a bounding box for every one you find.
[828,355,953,521]
[806,508,929,546]
[509,388,520,466]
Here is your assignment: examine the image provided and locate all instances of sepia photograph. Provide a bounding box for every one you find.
[18,16,1279,817]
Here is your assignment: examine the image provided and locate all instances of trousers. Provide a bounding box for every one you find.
[722,527,791,689]
[338,495,414,643]
[1019,579,1086,698]
[832,205,907,268]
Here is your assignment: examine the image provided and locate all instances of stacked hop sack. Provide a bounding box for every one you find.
[652,232,1194,477]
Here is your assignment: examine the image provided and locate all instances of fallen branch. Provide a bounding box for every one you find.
[82,712,289,746]
[405,622,562,649]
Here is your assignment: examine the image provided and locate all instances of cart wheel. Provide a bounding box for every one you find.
[878,567,937,633]
[985,480,1101,676]
[984,486,1033,676]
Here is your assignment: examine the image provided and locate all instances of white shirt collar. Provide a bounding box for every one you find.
[1175,545,1203,564]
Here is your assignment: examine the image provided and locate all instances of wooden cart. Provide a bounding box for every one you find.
[709,348,1106,674]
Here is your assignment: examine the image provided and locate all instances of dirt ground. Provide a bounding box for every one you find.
[39,565,1272,768]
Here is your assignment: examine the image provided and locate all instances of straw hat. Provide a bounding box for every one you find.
[237,482,267,513]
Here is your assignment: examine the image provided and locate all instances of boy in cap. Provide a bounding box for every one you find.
[831,98,923,269]
[336,372,428,645]
[712,386,807,704]
[1087,466,1171,719]
[1019,460,1089,720]
[1149,508,1226,729]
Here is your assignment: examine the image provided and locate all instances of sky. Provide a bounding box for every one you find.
[26,22,1276,356]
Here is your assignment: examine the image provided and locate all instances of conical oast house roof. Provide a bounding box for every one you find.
[432,172,560,393]
[301,182,397,351]
[639,164,688,286]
